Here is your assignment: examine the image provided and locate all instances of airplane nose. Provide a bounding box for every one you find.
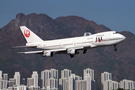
[122,35,126,40]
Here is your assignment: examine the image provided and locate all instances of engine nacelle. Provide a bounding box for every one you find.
[67,49,79,55]
[43,51,53,57]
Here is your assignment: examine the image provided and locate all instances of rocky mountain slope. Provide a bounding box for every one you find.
[0,13,135,90]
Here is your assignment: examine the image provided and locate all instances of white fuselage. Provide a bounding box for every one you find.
[26,31,126,50]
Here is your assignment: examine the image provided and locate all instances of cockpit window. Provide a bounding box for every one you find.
[113,32,118,34]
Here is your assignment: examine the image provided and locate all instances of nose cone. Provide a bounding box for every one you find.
[121,35,126,41]
[117,33,126,43]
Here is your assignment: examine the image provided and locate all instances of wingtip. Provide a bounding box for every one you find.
[12,46,23,48]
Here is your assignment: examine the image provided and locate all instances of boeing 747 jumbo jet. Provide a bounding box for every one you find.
[15,26,126,58]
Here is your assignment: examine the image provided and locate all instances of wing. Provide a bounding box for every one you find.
[18,48,66,54]
[18,46,91,55]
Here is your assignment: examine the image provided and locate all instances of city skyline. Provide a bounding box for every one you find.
[0,68,135,90]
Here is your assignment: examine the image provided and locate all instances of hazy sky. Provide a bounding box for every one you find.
[0,0,135,34]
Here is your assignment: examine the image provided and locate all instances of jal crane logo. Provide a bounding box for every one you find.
[24,30,30,38]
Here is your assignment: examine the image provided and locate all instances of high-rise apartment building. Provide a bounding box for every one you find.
[101,72,120,90]
[31,71,38,87]
[68,74,76,90]
[27,78,34,87]
[103,80,113,90]
[48,78,58,88]
[59,78,68,90]
[83,68,94,80]
[41,69,51,88]
[61,69,71,79]
[101,72,112,90]
[84,74,91,90]
[0,79,7,90]
[112,81,119,90]
[3,73,8,80]
[50,69,58,79]
[120,79,134,90]
[14,72,20,86]
[27,71,38,88]
[0,70,2,79]
[59,69,72,90]
[41,68,58,89]
[75,80,87,90]
[83,68,95,90]
[8,78,16,87]
[101,72,112,83]
[103,80,119,90]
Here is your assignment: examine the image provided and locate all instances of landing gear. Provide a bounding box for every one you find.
[83,50,87,54]
[70,54,74,58]
[76,51,79,54]
[113,44,117,51]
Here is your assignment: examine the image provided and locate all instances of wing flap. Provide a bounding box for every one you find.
[67,47,84,50]
[18,50,43,54]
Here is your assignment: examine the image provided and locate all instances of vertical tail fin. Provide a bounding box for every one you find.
[20,26,43,43]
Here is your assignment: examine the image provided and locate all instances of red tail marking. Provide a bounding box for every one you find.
[24,30,30,38]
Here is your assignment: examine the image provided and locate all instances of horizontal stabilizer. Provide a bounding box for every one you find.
[13,46,37,48]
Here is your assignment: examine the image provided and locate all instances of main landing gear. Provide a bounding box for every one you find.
[70,50,87,58]
[83,50,87,54]
[70,54,74,58]
[113,44,117,51]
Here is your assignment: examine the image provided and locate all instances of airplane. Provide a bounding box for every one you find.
[14,26,126,58]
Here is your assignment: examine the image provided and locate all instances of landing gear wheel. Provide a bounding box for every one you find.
[83,50,87,54]
[70,55,74,58]
[76,52,79,54]
[113,48,117,51]
[113,44,117,51]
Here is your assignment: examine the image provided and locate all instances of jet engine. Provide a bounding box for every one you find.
[67,49,79,55]
[43,51,53,57]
